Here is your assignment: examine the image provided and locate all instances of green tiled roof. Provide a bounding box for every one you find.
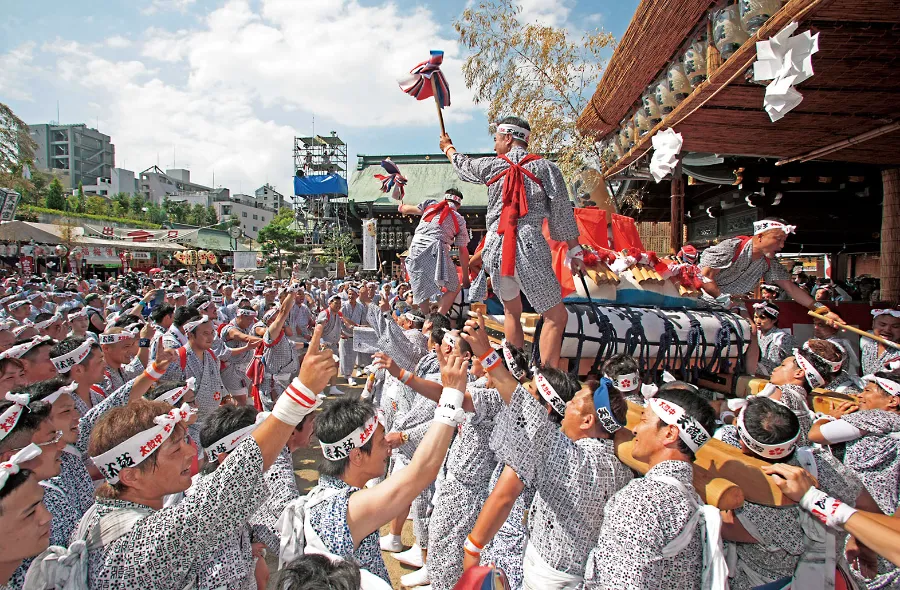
[348,153,495,209]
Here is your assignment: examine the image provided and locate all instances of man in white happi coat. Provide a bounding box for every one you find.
[460,317,633,589]
[339,286,367,386]
[584,384,726,590]
[23,327,334,590]
[440,117,585,368]
[398,188,470,315]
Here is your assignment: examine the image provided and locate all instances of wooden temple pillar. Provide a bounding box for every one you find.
[882,168,900,302]
[670,160,685,253]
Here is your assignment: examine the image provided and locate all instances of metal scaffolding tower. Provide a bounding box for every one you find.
[291,132,354,274]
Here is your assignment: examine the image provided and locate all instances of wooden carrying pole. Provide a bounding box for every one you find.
[431,77,447,135]
[808,309,900,350]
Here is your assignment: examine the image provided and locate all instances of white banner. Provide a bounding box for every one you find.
[84,245,120,264]
[131,251,152,260]
[362,218,377,271]
[233,250,259,270]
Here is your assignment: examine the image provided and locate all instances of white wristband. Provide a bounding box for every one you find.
[434,405,465,427]
[439,387,465,411]
[799,487,857,529]
[145,363,165,380]
[272,378,323,426]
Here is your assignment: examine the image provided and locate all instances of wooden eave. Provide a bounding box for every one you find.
[578,0,900,177]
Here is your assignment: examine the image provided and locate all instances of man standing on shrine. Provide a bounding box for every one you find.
[440,117,585,367]
[698,218,842,325]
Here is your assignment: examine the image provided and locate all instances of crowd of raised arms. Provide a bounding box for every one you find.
[0,119,899,590]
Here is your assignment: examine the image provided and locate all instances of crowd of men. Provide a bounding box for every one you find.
[0,117,898,590]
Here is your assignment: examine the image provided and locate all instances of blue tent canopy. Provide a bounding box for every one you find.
[294,173,348,196]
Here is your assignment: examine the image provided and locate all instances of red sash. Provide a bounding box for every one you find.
[245,329,285,411]
[486,154,544,276]
[421,200,459,233]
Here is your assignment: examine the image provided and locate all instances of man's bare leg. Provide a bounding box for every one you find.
[539,302,567,368]
[503,294,524,348]
[437,289,458,315]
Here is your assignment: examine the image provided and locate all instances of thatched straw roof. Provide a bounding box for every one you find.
[578,0,900,177]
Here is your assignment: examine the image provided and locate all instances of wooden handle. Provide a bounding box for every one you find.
[430,77,447,135]
[807,310,900,350]
[623,401,792,507]
[615,438,745,510]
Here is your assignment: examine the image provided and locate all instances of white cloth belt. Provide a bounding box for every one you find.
[648,474,729,590]
[522,541,582,590]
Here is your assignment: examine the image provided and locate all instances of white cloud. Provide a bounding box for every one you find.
[0,42,38,102]
[37,0,479,197]
[106,35,133,49]
[141,0,196,16]
[517,0,574,27]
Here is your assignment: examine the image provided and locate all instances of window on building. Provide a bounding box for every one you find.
[253,214,258,220]
[252,226,257,232]
[242,212,247,218]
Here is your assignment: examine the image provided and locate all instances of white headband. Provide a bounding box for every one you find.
[872,309,900,319]
[792,348,825,389]
[0,336,53,360]
[753,220,796,236]
[43,382,78,406]
[50,339,95,373]
[99,330,138,345]
[534,372,567,417]
[760,283,779,291]
[320,410,382,461]
[444,192,462,205]
[647,397,711,452]
[91,403,197,484]
[157,377,196,406]
[0,443,41,491]
[67,310,88,321]
[8,301,30,310]
[752,301,779,319]
[0,393,31,442]
[606,371,640,392]
[236,308,257,317]
[862,374,900,397]
[500,340,526,381]
[736,408,798,459]
[496,123,531,143]
[34,314,62,330]
[205,411,268,462]
[183,317,211,334]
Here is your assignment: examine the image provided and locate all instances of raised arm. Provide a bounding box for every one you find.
[373,351,476,413]
[462,465,525,571]
[266,292,295,341]
[461,314,518,403]
[398,203,423,216]
[346,347,466,545]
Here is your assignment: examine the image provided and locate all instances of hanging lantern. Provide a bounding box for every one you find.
[633,109,651,137]
[208,253,218,265]
[713,1,749,61]
[682,32,709,88]
[656,77,679,115]
[618,118,635,152]
[740,0,783,34]
[667,59,692,101]
[641,89,662,125]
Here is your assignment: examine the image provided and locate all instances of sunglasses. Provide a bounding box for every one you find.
[10,430,63,454]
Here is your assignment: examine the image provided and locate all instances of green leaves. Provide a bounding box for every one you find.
[453,0,614,180]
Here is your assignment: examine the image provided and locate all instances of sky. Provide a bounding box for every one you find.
[1,0,639,198]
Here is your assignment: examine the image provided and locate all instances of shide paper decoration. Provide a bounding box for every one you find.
[753,22,819,122]
[649,128,684,183]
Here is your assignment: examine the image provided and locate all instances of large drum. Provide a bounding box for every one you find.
[537,302,751,383]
